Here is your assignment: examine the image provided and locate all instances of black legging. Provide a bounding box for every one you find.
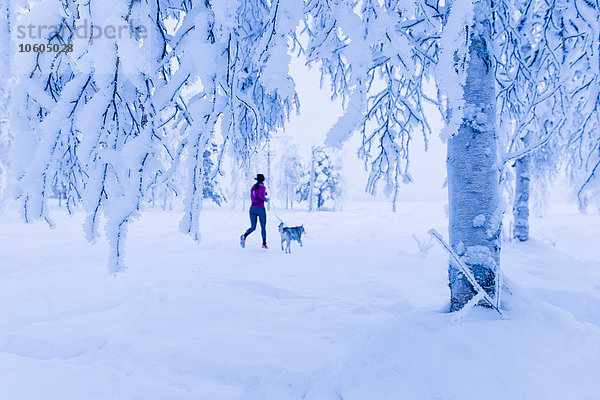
[244,206,267,244]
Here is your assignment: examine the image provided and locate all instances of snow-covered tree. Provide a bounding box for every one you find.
[443,0,503,311]
[202,141,226,206]
[151,0,301,240]
[9,0,302,271]
[562,8,600,212]
[494,0,591,241]
[301,0,498,310]
[277,143,303,209]
[505,131,563,242]
[147,139,225,208]
[296,146,342,211]
[11,0,165,272]
[303,0,435,214]
[8,0,597,302]
[301,0,597,310]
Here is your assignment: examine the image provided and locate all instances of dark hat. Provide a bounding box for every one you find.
[254,173,265,183]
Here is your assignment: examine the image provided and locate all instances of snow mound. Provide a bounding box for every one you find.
[308,283,600,399]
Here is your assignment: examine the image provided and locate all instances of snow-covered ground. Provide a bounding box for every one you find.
[1,201,600,399]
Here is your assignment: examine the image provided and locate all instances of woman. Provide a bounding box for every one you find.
[240,174,269,249]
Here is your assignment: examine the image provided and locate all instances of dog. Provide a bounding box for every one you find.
[278,222,305,254]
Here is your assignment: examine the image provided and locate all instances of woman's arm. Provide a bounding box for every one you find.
[259,186,269,202]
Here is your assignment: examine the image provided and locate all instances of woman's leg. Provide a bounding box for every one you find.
[244,208,258,237]
[258,208,267,244]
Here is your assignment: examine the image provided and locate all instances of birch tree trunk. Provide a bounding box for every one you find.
[285,184,289,209]
[392,174,399,213]
[308,147,315,212]
[447,0,501,311]
[513,141,530,241]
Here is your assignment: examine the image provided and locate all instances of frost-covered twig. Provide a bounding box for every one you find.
[412,233,435,257]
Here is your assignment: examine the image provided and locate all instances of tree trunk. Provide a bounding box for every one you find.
[447,0,501,312]
[285,183,289,209]
[513,151,530,242]
[392,176,399,213]
[308,147,315,212]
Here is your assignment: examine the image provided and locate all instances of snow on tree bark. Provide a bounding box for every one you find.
[447,0,501,311]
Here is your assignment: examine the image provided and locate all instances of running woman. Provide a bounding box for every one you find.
[240,174,269,249]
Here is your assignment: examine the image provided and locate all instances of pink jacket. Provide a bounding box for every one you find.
[251,184,268,208]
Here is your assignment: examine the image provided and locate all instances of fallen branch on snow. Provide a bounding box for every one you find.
[428,229,503,316]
